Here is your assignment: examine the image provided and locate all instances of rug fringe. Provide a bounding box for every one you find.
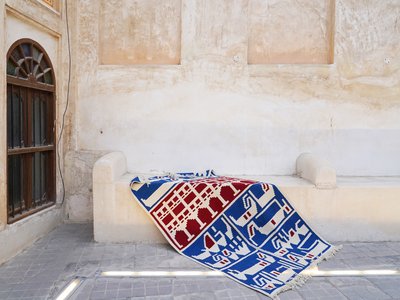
[270,244,342,299]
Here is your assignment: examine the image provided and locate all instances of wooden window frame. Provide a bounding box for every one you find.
[6,38,56,224]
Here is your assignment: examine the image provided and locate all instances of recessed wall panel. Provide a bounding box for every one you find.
[248,0,334,64]
[99,0,181,65]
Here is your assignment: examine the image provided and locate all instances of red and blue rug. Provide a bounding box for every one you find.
[130,170,338,298]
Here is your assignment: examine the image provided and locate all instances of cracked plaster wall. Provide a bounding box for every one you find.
[0,0,69,221]
[0,0,71,261]
[64,150,107,222]
[66,0,400,221]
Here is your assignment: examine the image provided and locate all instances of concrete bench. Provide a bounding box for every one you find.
[93,152,400,243]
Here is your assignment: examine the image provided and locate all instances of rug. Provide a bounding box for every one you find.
[130,170,338,298]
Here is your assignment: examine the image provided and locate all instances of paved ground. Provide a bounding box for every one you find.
[0,224,399,300]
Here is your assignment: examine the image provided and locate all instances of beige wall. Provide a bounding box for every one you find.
[248,0,335,64]
[73,0,400,179]
[2,1,399,223]
[99,0,181,65]
[0,0,398,228]
[1,0,66,208]
[0,0,67,260]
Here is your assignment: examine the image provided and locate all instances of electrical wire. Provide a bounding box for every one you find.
[57,0,71,206]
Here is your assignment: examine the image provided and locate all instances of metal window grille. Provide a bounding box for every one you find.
[6,39,56,223]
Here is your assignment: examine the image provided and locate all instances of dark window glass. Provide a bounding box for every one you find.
[7,60,17,76]
[11,49,22,63]
[11,86,23,148]
[32,46,40,61]
[40,59,48,72]
[7,155,24,217]
[32,152,48,205]
[44,71,52,84]
[21,43,30,57]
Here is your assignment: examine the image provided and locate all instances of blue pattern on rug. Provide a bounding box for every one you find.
[130,171,336,298]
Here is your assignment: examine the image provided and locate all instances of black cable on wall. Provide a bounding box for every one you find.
[57,0,71,206]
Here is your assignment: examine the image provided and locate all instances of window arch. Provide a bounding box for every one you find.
[7,39,56,223]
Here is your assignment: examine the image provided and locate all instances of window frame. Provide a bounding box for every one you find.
[6,38,57,224]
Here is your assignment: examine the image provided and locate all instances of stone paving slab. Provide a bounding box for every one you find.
[0,223,399,299]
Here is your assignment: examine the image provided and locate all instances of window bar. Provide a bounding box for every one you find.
[21,87,26,148]
[15,85,19,147]
[39,92,42,146]
[19,155,23,213]
[26,90,33,212]
[13,87,19,214]
[38,153,41,206]
[7,86,12,149]
[8,158,14,218]
[10,85,14,148]
[10,86,15,148]
[37,153,40,207]
[37,153,40,206]
[14,157,17,215]
[33,92,37,207]
[15,156,21,215]
[36,152,40,207]
[13,157,17,217]
[39,94,42,205]
[38,153,43,205]
[30,43,34,74]
[37,92,43,145]
[24,87,29,148]
[11,86,18,148]
[32,91,35,147]
[45,152,49,205]
[42,92,46,144]
[8,85,14,218]
[41,153,45,205]
[38,153,41,207]
[18,86,22,148]
[35,92,39,146]
[15,157,19,215]
[32,153,36,208]
[40,93,45,206]
[47,92,52,144]
[37,153,39,207]
[34,93,39,206]
[18,87,24,213]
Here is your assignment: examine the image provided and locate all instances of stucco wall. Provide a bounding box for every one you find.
[64,150,107,222]
[0,1,399,225]
[99,0,181,65]
[248,0,335,64]
[73,0,400,180]
[0,0,68,262]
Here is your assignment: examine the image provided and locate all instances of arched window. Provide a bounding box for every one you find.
[7,39,56,223]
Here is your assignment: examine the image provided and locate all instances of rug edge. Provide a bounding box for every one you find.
[270,244,343,299]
